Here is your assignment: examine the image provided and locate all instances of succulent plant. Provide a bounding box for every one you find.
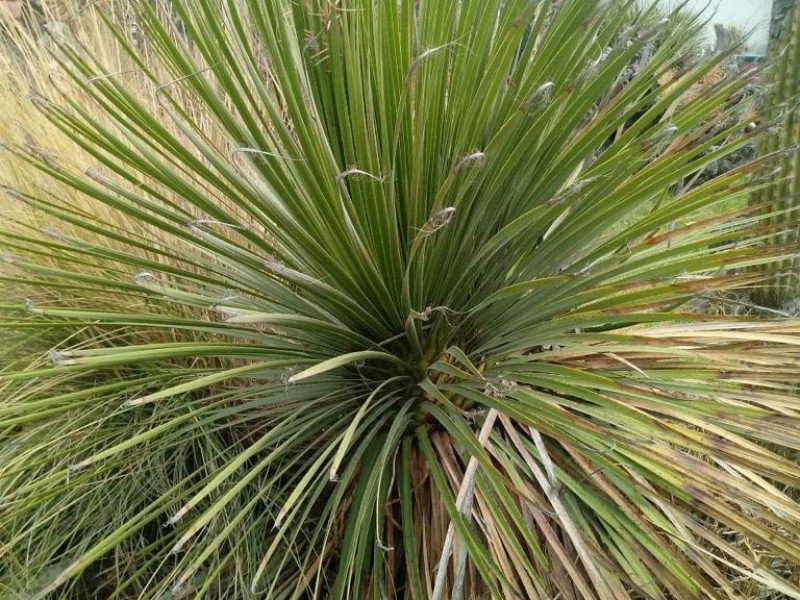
[750,0,800,308]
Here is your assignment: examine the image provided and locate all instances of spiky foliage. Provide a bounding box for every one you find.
[751,0,800,308]
[1,1,800,599]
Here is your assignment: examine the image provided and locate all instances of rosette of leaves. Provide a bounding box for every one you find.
[1,1,799,599]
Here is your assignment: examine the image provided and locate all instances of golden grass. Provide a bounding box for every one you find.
[1,5,156,269]
[0,2,234,348]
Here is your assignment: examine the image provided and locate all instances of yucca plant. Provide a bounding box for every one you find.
[2,0,800,598]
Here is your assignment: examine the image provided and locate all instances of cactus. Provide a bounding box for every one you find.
[751,1,800,308]
[771,0,798,53]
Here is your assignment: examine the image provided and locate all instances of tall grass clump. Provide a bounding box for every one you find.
[0,0,225,347]
[1,1,800,598]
